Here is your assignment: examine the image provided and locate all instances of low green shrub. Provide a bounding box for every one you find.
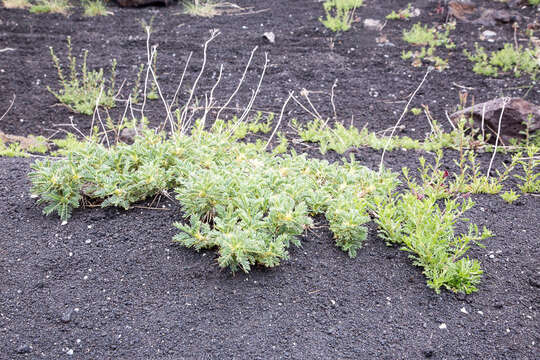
[29,123,398,271]
[373,191,491,294]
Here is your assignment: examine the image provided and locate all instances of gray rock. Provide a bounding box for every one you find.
[263,32,275,44]
[61,309,73,323]
[363,19,383,31]
[16,344,32,354]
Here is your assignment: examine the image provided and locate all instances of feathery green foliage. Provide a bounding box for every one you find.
[373,191,491,294]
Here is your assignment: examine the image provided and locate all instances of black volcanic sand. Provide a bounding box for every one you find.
[1,0,539,358]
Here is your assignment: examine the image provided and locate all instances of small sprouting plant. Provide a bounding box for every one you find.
[500,190,520,204]
[48,37,117,115]
[292,117,482,155]
[0,132,48,157]
[373,190,491,294]
[319,0,363,32]
[184,0,221,17]
[528,0,539,6]
[514,146,540,193]
[403,22,455,48]
[82,0,109,17]
[386,3,413,20]
[402,22,455,69]
[147,49,159,100]
[410,107,422,116]
[131,64,145,104]
[29,0,70,14]
[464,43,539,80]
[2,0,30,9]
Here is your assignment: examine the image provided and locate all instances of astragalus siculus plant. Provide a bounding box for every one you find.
[29,30,490,294]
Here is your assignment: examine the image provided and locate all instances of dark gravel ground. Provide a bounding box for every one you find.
[0,0,539,358]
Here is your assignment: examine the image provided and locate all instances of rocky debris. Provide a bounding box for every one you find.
[16,344,32,354]
[115,0,170,7]
[447,1,523,26]
[450,98,540,145]
[480,30,497,41]
[474,8,522,27]
[262,32,275,44]
[363,19,383,31]
[119,126,144,144]
[447,0,476,22]
[61,309,73,323]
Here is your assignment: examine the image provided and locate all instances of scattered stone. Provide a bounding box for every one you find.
[262,32,275,44]
[449,97,540,145]
[115,0,170,7]
[447,1,522,26]
[363,19,383,31]
[447,1,476,22]
[119,127,141,144]
[66,348,74,356]
[480,30,497,42]
[16,344,32,354]
[85,239,92,244]
[423,348,434,358]
[61,309,73,323]
[439,323,447,330]
[460,307,469,314]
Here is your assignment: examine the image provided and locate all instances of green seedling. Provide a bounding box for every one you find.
[82,0,109,17]
[402,22,455,70]
[500,190,520,204]
[514,146,540,193]
[319,0,363,32]
[386,3,413,20]
[48,37,117,115]
[410,107,422,116]
[29,0,70,14]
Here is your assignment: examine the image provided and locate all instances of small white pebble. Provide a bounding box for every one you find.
[460,307,468,314]
[439,323,447,330]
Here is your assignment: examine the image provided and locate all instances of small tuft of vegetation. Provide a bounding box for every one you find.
[29,0,70,14]
[319,0,362,32]
[184,0,221,18]
[401,22,455,70]
[82,0,109,17]
[464,43,539,80]
[292,117,481,155]
[386,3,413,20]
[500,190,520,204]
[373,190,491,294]
[48,37,117,115]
